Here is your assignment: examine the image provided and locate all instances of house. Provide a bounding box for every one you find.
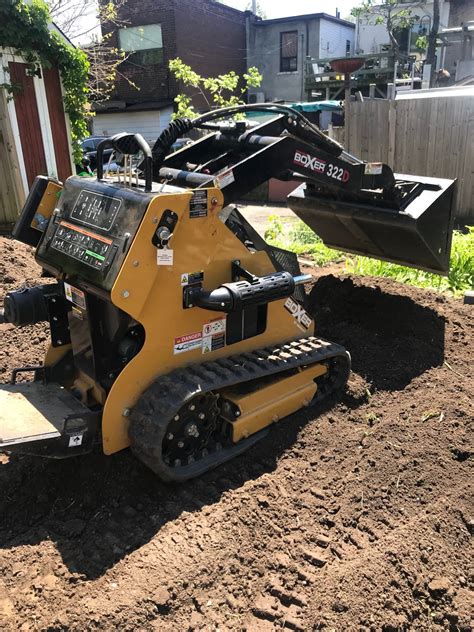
[0,24,75,228]
[355,0,451,61]
[246,12,356,103]
[439,0,474,82]
[93,0,247,143]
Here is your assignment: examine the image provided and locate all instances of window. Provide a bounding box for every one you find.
[118,24,164,66]
[346,40,351,56]
[280,31,298,72]
[81,139,96,152]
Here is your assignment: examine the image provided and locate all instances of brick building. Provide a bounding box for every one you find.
[92,0,246,143]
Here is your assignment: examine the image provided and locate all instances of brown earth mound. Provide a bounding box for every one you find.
[0,235,472,631]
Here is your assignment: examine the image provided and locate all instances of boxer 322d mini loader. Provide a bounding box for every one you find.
[0,105,456,481]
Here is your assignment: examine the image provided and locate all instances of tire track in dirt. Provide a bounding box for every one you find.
[0,236,472,631]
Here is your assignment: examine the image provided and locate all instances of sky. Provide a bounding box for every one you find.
[73,0,360,45]
[221,0,359,21]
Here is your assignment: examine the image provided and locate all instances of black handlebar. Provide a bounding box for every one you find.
[96,133,153,192]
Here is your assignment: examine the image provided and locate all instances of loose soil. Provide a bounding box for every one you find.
[0,235,472,631]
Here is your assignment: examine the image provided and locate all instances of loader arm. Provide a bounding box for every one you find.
[151,104,455,274]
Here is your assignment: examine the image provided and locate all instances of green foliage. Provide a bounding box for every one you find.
[346,228,474,296]
[351,0,421,59]
[265,217,345,267]
[266,217,473,296]
[351,0,419,28]
[0,0,89,161]
[169,57,262,118]
[415,35,428,52]
[264,214,283,241]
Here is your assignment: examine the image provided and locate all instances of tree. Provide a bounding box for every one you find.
[169,58,262,119]
[246,1,267,19]
[425,0,440,86]
[352,0,425,62]
[46,0,137,104]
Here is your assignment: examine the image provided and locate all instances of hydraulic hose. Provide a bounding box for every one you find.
[151,104,346,173]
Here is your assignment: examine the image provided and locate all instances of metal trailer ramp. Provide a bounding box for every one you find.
[0,382,98,457]
[288,174,456,275]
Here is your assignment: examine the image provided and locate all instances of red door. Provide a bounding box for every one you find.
[8,62,47,187]
[43,67,72,182]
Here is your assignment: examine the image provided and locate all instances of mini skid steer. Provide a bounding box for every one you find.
[0,105,456,481]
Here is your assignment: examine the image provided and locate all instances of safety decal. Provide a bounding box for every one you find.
[215,168,235,189]
[71,306,85,320]
[364,162,383,175]
[284,297,312,330]
[174,331,202,355]
[190,190,208,218]
[64,282,86,309]
[68,434,83,448]
[181,271,204,287]
[157,249,174,266]
[202,318,226,354]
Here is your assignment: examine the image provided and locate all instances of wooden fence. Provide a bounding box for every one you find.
[0,92,24,230]
[343,95,474,222]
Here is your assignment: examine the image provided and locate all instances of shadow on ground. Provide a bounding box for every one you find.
[307,275,446,391]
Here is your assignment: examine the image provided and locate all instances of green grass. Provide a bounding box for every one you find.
[265,216,474,296]
[346,228,474,296]
[265,215,346,266]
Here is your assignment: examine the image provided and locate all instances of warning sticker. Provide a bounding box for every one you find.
[64,282,86,309]
[203,317,226,337]
[215,169,235,189]
[202,318,226,354]
[181,271,204,287]
[71,306,85,320]
[174,331,202,354]
[190,190,208,218]
[68,434,83,448]
[157,248,174,266]
[364,162,383,175]
[202,332,225,354]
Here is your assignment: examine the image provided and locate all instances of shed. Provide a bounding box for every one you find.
[0,27,75,230]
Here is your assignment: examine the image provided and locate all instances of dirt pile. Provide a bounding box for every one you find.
[0,236,472,631]
[0,237,49,381]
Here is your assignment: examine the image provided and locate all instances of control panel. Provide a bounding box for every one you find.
[51,221,117,272]
[36,177,153,293]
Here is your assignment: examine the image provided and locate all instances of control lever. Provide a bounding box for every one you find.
[96,133,153,192]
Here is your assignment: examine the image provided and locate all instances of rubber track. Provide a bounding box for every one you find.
[129,336,351,482]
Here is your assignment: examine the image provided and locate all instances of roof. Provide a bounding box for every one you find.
[254,13,355,29]
[50,21,75,48]
[396,85,474,100]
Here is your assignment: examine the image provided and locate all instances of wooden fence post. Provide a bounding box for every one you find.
[388,99,397,168]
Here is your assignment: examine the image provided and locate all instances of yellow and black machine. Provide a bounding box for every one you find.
[0,105,456,481]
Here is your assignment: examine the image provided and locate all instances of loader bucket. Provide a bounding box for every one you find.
[287,174,456,274]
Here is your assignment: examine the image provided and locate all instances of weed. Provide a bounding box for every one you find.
[365,412,378,426]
